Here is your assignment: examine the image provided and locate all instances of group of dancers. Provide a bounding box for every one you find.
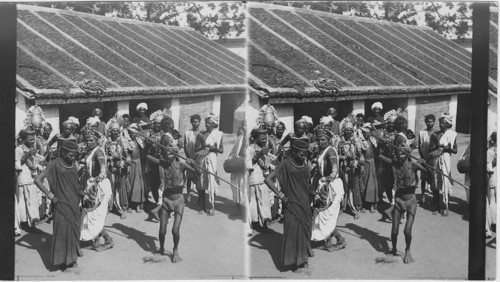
[245,101,489,271]
[15,103,229,270]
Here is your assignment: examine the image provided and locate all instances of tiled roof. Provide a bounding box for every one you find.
[489,5,498,95]
[16,5,246,103]
[248,3,472,101]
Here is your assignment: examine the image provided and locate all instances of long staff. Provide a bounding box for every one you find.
[136,131,242,190]
[369,131,469,189]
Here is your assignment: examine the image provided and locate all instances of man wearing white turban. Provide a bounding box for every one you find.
[367,102,384,125]
[428,113,457,217]
[195,114,224,215]
[134,102,150,126]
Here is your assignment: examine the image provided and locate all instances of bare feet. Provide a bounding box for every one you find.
[186,195,191,204]
[120,213,127,219]
[403,249,414,263]
[172,249,182,263]
[158,247,165,255]
[391,248,398,256]
[126,208,132,213]
[370,205,376,213]
[360,208,366,213]
[441,209,449,217]
[151,206,160,221]
[354,213,361,219]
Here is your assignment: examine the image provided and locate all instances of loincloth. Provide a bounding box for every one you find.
[394,193,417,217]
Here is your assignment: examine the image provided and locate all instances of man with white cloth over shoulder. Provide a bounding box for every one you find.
[195,113,224,216]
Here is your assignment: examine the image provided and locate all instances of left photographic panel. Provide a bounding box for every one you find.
[14,2,247,280]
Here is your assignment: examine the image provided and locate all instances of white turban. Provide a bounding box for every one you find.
[68,116,80,126]
[206,113,219,126]
[301,115,313,125]
[320,116,334,125]
[371,102,383,110]
[440,113,453,126]
[86,116,100,126]
[136,103,148,111]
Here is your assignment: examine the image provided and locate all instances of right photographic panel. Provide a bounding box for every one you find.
[245,1,497,279]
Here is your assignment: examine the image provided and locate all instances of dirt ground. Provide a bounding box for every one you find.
[14,134,247,280]
[247,133,497,280]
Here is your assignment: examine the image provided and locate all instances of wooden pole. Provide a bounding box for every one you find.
[468,2,490,280]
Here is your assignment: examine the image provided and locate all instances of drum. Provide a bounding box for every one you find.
[223,157,246,174]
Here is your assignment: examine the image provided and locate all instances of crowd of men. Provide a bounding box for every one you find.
[14,103,238,271]
[13,100,496,274]
[246,101,497,271]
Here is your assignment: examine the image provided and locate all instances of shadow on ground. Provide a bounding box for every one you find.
[110,222,157,253]
[344,223,391,254]
[248,229,283,271]
[15,230,54,271]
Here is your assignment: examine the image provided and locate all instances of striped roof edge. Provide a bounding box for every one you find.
[247,2,472,102]
[16,4,246,103]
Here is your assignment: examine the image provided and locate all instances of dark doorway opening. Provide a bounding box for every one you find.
[59,101,117,133]
[293,100,353,126]
[456,94,471,134]
[129,98,172,123]
[364,98,409,120]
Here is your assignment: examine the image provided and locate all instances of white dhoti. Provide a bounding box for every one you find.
[312,178,344,241]
[80,178,112,241]
[18,183,40,226]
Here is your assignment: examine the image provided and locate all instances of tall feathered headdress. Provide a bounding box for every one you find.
[339,113,355,132]
[24,105,45,128]
[257,102,279,127]
[384,108,406,122]
[106,117,121,131]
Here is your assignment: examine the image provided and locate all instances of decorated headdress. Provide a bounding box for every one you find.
[86,116,100,126]
[316,129,333,139]
[440,113,453,126]
[301,116,313,126]
[83,129,100,140]
[136,102,148,111]
[339,114,355,131]
[257,103,279,127]
[205,113,219,126]
[68,116,80,127]
[106,117,121,131]
[320,116,334,125]
[383,108,406,123]
[150,110,165,123]
[24,105,45,128]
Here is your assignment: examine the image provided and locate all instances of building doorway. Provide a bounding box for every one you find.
[59,101,117,133]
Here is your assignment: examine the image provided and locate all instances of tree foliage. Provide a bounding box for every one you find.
[28,2,246,39]
[271,1,472,39]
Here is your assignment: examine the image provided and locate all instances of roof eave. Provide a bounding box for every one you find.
[255,85,472,104]
[26,84,247,105]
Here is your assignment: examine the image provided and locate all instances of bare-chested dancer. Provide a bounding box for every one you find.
[379,135,429,263]
[147,145,199,263]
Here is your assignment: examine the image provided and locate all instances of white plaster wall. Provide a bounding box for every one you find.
[212,94,221,117]
[171,98,180,131]
[449,94,458,131]
[40,104,60,134]
[352,100,365,116]
[274,104,294,132]
[407,97,417,132]
[15,93,27,135]
[117,100,129,115]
